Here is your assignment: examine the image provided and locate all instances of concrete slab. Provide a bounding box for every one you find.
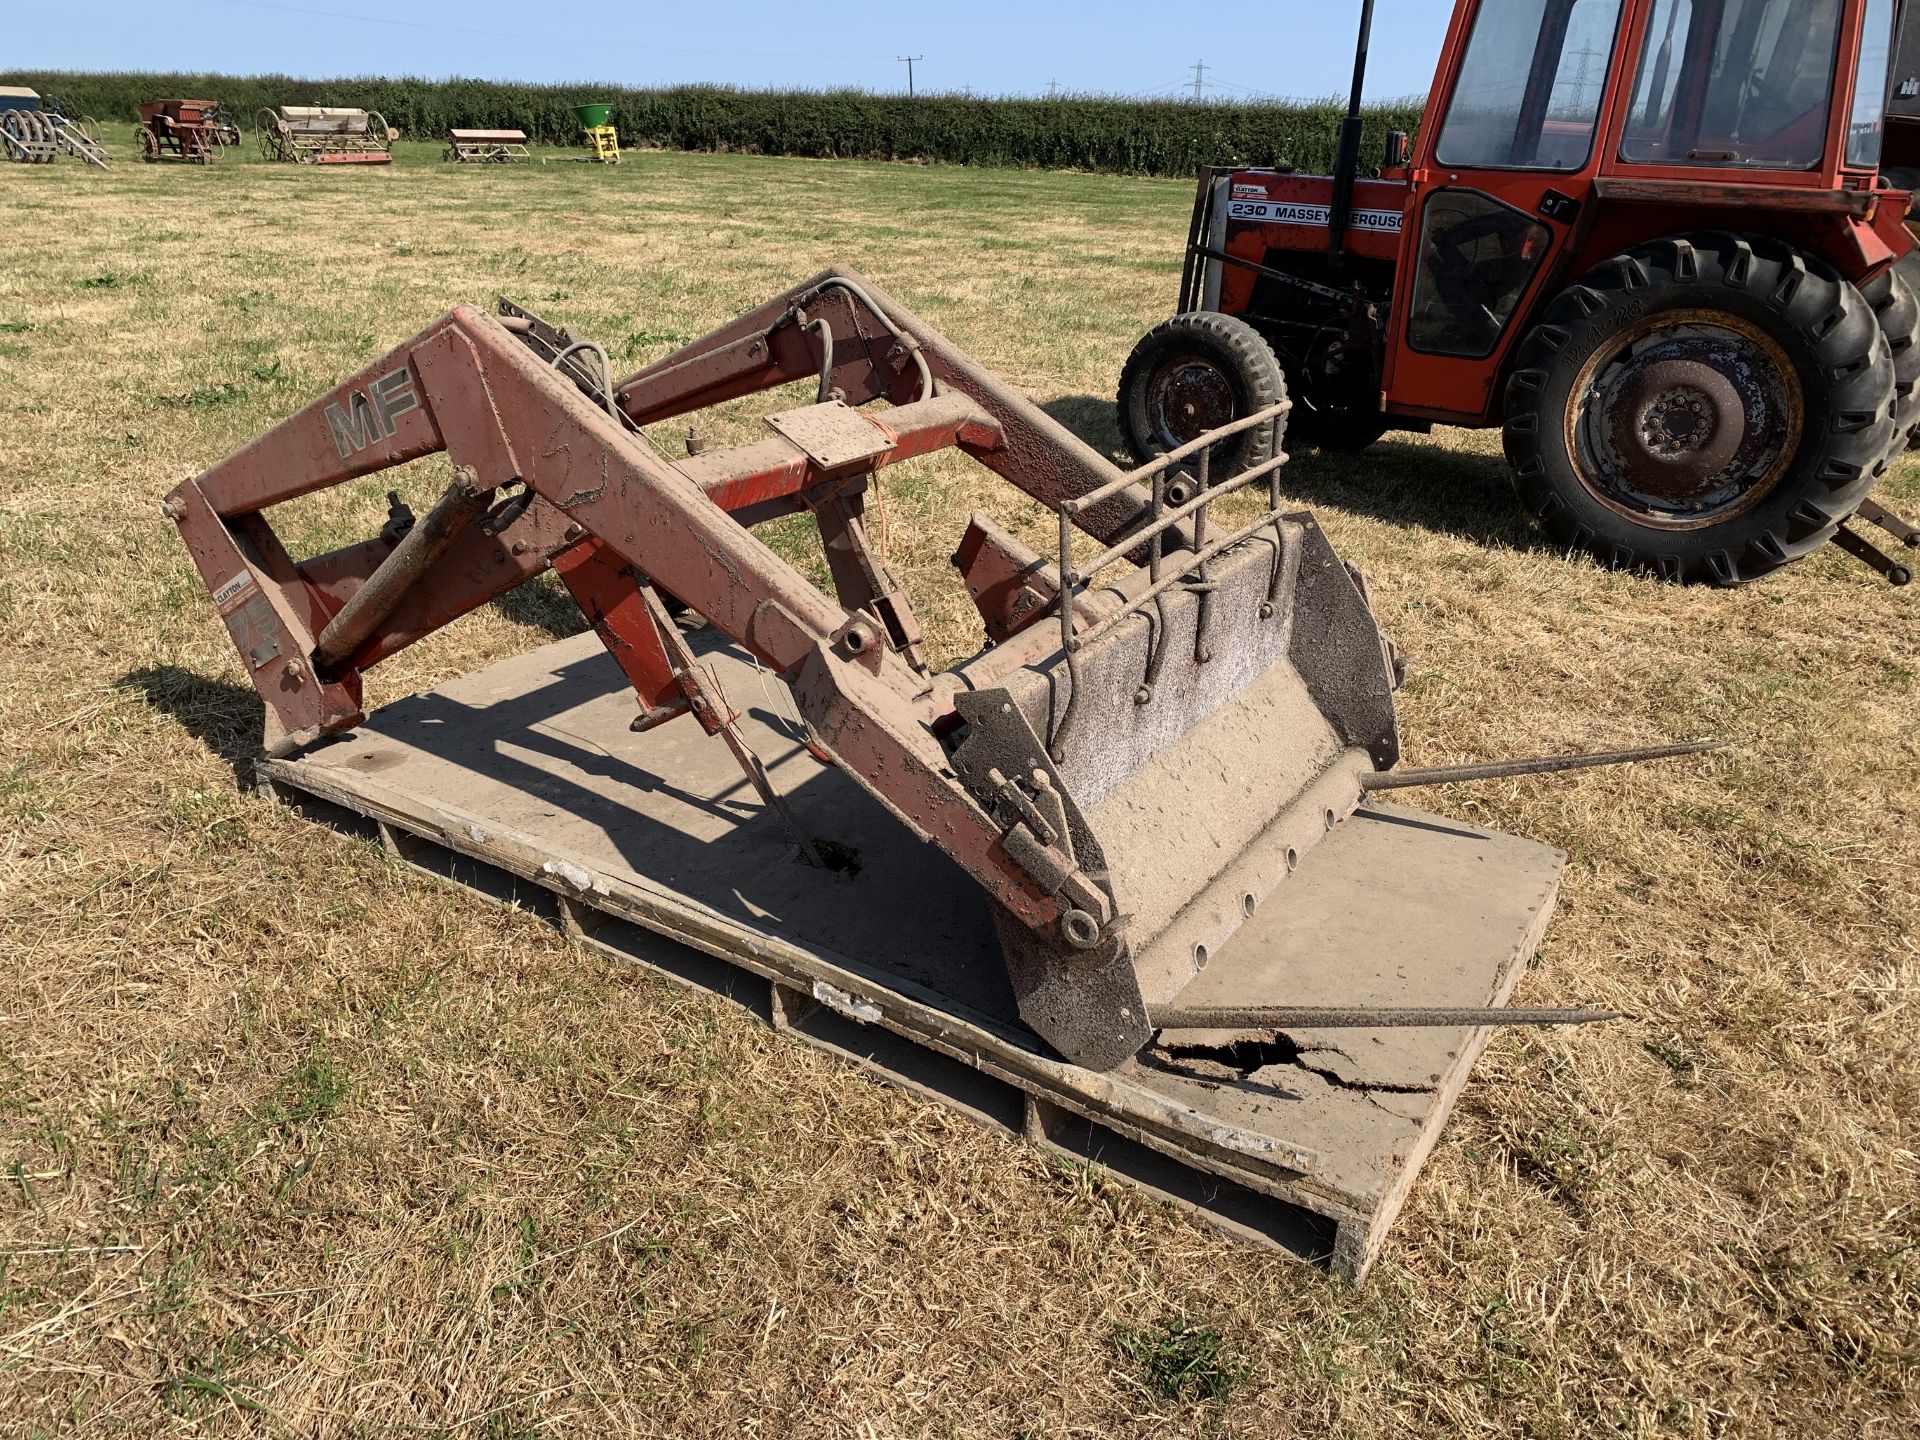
[262,630,1565,1278]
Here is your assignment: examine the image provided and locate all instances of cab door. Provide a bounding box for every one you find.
[1385,0,1633,422]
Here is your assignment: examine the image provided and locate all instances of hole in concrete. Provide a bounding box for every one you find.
[1168,1032,1306,1072]
[813,838,862,875]
[1242,893,1257,917]
[1163,1033,1437,1096]
[1193,943,1210,970]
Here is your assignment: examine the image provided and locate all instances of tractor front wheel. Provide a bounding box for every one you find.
[1504,233,1892,584]
[1117,311,1287,478]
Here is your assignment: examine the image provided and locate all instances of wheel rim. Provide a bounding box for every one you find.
[1565,309,1802,530]
[1144,356,1237,452]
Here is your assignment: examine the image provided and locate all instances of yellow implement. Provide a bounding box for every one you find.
[584,124,620,164]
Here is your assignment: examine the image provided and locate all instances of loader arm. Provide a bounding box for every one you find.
[612,268,1163,547]
[166,268,1401,1071]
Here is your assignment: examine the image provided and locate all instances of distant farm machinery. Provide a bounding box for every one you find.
[206,103,243,148]
[257,106,392,165]
[575,103,619,163]
[444,127,532,163]
[0,87,108,168]
[137,99,221,165]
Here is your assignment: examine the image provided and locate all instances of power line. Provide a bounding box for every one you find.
[898,55,923,98]
[210,0,898,62]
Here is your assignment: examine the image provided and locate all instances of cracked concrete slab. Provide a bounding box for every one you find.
[272,632,1565,1277]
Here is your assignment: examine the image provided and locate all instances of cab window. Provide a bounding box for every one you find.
[1408,191,1553,357]
[1434,0,1627,170]
[1620,0,1845,169]
[1847,0,1895,167]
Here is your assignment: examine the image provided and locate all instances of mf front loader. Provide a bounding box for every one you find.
[166,270,1690,1073]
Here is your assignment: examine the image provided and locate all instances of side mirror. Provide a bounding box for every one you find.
[1383,131,1410,169]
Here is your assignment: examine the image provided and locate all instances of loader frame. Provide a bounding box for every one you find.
[166,268,1399,1071]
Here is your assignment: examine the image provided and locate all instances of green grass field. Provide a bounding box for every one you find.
[1,130,1917,1437]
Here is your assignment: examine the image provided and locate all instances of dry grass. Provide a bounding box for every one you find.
[1,132,1917,1438]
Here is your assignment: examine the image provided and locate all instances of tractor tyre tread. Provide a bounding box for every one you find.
[1863,263,1920,457]
[1503,230,1892,585]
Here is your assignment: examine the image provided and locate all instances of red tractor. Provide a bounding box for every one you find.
[1120,0,1920,584]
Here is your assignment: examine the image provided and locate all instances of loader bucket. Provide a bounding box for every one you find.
[164,267,1399,1072]
[946,500,1397,1067]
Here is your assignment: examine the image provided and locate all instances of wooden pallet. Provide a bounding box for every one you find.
[258,632,1563,1279]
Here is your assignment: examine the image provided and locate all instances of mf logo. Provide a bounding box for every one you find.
[324,366,420,461]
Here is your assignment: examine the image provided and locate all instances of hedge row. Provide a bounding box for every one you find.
[0,71,1423,177]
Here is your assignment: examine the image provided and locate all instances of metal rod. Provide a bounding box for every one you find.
[1155,1005,1625,1031]
[1148,467,1165,587]
[1143,467,1171,691]
[1858,496,1920,547]
[1325,0,1377,262]
[1360,739,1728,791]
[1187,245,1352,305]
[1074,447,1288,577]
[1072,507,1290,653]
[638,584,824,867]
[1191,444,1214,663]
[1264,413,1287,611]
[312,468,493,674]
[1062,399,1291,513]
[1832,523,1914,586]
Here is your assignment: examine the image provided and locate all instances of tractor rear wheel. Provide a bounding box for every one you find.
[1117,311,1287,477]
[1504,233,1892,584]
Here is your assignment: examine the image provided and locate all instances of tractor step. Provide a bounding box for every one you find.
[257,629,1564,1280]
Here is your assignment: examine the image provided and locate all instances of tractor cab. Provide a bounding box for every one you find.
[1122,0,1920,585]
[1395,0,1906,413]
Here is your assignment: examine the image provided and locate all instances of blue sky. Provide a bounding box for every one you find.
[13,0,1453,100]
